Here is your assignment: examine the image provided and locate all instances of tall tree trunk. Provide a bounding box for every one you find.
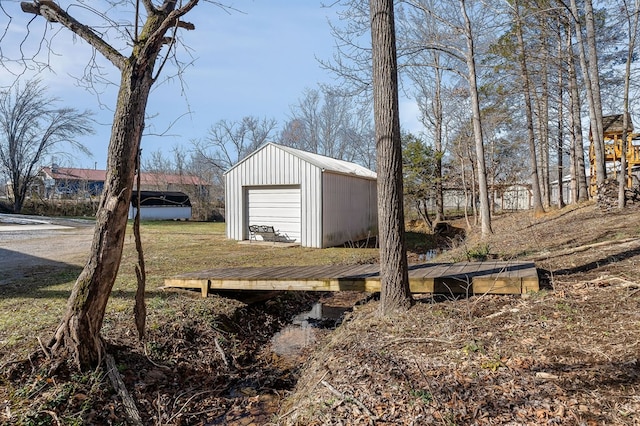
[369,0,412,315]
[513,0,544,216]
[460,0,492,237]
[556,21,565,209]
[459,153,472,229]
[619,0,639,209]
[567,25,589,202]
[557,68,565,209]
[466,139,479,224]
[539,46,551,208]
[433,60,445,224]
[569,0,605,187]
[584,0,604,164]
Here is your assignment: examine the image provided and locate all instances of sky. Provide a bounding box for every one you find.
[1,1,422,170]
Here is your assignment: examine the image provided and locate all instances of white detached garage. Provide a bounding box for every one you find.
[225,143,377,248]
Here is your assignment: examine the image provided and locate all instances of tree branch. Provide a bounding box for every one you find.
[141,0,156,14]
[136,0,198,68]
[20,1,126,70]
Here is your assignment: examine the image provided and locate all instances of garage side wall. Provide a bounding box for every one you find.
[322,172,378,247]
[225,144,323,247]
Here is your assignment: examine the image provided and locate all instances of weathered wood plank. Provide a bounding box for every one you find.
[163,261,538,297]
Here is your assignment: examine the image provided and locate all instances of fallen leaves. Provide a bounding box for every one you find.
[280,276,640,425]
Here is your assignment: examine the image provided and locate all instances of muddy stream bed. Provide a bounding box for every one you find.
[105,290,372,425]
[209,291,369,425]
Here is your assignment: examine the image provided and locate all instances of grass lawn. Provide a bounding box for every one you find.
[0,221,383,362]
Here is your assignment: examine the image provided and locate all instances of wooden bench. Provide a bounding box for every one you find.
[248,224,279,243]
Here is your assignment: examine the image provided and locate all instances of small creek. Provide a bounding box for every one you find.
[213,292,366,424]
[271,299,350,357]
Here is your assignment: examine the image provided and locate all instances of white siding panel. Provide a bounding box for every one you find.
[322,173,378,247]
[225,167,239,240]
[301,163,322,248]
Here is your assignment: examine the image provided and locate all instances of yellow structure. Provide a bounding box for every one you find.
[589,114,640,194]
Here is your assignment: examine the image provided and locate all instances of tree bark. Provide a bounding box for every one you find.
[556,23,565,209]
[460,154,472,229]
[460,0,492,237]
[369,0,412,315]
[569,0,605,187]
[22,0,199,369]
[556,77,565,209]
[50,62,152,368]
[619,0,639,209]
[539,45,551,208]
[566,25,589,202]
[433,58,445,224]
[513,0,544,216]
[584,0,605,173]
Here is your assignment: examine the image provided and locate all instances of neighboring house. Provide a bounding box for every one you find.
[225,142,378,248]
[129,191,192,220]
[39,166,106,197]
[550,175,576,206]
[494,184,532,211]
[37,165,209,198]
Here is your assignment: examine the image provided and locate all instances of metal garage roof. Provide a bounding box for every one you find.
[225,143,376,179]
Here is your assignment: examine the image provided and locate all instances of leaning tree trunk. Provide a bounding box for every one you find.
[369,0,412,315]
[584,0,604,164]
[21,0,199,370]
[50,63,152,368]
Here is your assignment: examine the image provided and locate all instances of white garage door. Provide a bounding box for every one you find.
[247,186,301,242]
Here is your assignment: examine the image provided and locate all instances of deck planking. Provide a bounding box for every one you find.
[163,261,539,297]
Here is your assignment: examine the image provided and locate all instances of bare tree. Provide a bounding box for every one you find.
[281,86,376,166]
[565,0,606,188]
[618,0,640,209]
[0,79,92,213]
[370,0,413,315]
[193,115,277,200]
[199,116,277,170]
[459,0,492,235]
[509,0,545,216]
[400,9,450,225]
[400,0,494,236]
[20,0,204,370]
[566,17,590,203]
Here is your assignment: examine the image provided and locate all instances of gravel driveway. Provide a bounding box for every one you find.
[0,214,95,285]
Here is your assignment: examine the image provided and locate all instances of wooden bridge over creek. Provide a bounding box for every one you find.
[163,261,539,297]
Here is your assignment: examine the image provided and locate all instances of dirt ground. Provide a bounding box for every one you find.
[280,202,640,425]
[2,202,640,425]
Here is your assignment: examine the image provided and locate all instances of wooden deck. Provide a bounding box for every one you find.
[163,261,539,297]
